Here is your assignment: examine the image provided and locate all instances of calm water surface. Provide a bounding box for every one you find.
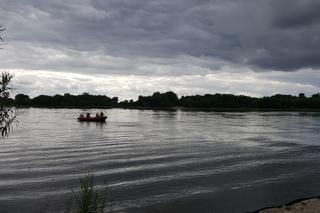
[0,108,320,213]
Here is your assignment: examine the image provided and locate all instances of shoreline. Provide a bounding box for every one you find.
[13,106,320,112]
[250,197,320,213]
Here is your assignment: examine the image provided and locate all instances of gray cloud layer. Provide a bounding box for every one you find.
[0,0,320,99]
[1,0,320,72]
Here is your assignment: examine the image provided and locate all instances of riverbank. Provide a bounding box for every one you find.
[10,91,320,111]
[13,106,320,112]
[121,106,320,112]
[253,197,320,213]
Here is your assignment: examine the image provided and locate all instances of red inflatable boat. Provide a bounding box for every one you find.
[77,116,107,122]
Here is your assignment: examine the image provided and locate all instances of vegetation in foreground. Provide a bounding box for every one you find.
[0,27,17,137]
[8,91,320,110]
[0,72,17,137]
[77,173,110,213]
[64,173,111,213]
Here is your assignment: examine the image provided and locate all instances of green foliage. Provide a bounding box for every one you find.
[64,173,111,213]
[78,173,108,213]
[8,90,320,109]
[0,72,17,137]
[179,93,258,108]
[15,93,31,106]
[14,93,119,108]
[135,91,178,107]
[179,93,320,109]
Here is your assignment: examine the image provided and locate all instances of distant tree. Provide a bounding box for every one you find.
[111,97,118,105]
[0,72,17,137]
[15,94,31,106]
[312,93,320,99]
[135,91,178,107]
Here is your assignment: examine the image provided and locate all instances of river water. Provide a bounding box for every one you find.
[0,108,320,213]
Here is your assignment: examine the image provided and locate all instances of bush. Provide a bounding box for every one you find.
[64,173,112,213]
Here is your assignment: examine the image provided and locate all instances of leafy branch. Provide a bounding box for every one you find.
[0,26,17,137]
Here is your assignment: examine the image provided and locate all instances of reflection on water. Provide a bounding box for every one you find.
[0,108,320,213]
[78,120,107,128]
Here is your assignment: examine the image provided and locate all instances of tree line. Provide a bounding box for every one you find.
[12,93,119,108]
[5,91,320,109]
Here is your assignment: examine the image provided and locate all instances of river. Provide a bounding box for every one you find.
[0,108,320,212]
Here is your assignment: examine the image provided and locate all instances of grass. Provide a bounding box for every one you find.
[64,172,112,213]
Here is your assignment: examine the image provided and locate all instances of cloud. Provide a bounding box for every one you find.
[11,69,320,100]
[271,1,320,29]
[0,0,319,98]
[1,0,320,71]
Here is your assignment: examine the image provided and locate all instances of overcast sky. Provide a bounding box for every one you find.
[0,0,319,100]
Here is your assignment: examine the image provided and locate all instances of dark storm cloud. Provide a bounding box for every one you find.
[272,1,320,28]
[0,0,320,72]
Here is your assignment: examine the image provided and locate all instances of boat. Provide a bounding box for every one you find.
[77,116,107,122]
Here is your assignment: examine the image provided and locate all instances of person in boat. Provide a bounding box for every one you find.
[86,113,91,118]
[79,113,84,118]
[95,112,100,118]
[100,111,104,117]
